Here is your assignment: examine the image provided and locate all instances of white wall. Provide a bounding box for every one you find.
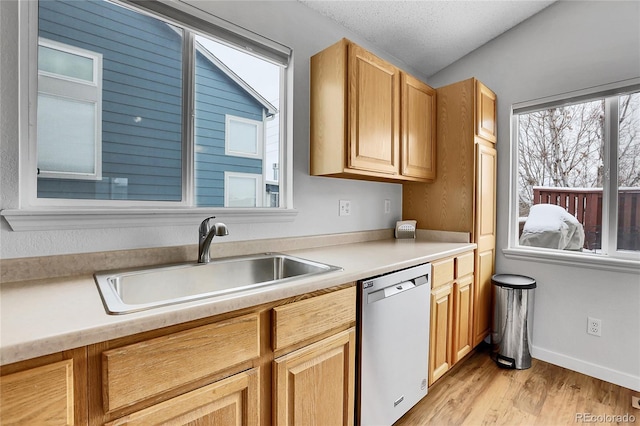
[0,1,427,259]
[428,1,640,391]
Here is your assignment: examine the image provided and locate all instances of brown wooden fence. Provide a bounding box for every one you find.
[532,187,640,251]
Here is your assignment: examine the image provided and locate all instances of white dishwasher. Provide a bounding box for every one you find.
[357,263,431,426]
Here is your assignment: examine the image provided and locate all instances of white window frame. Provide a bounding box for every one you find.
[224,114,264,159]
[224,171,263,207]
[2,0,296,231]
[504,79,640,273]
[37,37,103,181]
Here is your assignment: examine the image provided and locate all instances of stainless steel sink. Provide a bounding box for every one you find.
[94,253,342,314]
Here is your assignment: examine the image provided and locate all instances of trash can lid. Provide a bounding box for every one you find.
[491,274,537,289]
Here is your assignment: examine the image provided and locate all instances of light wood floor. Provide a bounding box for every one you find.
[395,345,638,425]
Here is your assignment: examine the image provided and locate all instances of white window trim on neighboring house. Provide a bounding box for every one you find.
[224,171,263,207]
[224,114,264,159]
[504,78,640,274]
[37,38,103,180]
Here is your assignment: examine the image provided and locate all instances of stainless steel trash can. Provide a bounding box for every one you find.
[491,274,536,369]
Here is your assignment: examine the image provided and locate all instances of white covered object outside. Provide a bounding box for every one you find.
[519,203,585,250]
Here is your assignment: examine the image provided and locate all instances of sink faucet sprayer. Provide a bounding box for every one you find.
[198,216,229,263]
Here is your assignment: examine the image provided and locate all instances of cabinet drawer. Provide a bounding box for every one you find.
[0,359,74,425]
[455,252,475,278]
[102,313,260,412]
[431,258,454,288]
[105,368,260,426]
[272,287,356,352]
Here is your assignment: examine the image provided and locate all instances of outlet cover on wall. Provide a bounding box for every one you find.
[339,200,351,216]
[587,317,602,336]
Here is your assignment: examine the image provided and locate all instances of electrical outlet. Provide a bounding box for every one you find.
[384,199,391,214]
[587,317,602,336]
[339,200,351,216]
[632,395,640,410]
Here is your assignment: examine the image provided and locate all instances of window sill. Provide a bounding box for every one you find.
[1,208,298,231]
[502,247,640,274]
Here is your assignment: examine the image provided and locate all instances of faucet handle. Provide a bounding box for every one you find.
[199,216,216,237]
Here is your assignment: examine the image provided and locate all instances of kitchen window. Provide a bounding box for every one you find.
[507,81,640,269]
[4,0,293,230]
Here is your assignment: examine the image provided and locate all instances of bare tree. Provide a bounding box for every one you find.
[517,100,604,215]
[618,93,640,187]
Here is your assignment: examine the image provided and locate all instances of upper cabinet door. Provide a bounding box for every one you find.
[401,73,436,180]
[475,80,497,143]
[348,44,400,175]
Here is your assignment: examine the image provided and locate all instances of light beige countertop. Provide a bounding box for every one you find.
[1,234,475,366]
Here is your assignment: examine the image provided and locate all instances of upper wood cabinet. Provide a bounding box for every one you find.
[347,43,400,176]
[403,77,497,348]
[401,73,437,180]
[310,38,436,183]
[476,81,497,143]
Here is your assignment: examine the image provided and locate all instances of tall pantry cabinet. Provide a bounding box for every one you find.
[403,77,497,349]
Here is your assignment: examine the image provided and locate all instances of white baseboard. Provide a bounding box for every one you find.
[532,345,640,392]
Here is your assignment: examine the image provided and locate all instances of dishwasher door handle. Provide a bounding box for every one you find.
[367,281,416,304]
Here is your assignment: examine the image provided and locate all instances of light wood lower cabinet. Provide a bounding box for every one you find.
[273,329,356,426]
[0,347,87,425]
[429,281,453,385]
[0,284,357,425]
[93,286,356,426]
[429,251,475,386]
[272,287,356,426]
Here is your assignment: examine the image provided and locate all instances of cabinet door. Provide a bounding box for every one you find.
[0,348,86,426]
[106,368,259,426]
[476,81,497,143]
[453,275,474,363]
[473,141,497,346]
[429,284,453,386]
[0,360,75,426]
[274,328,355,426]
[348,44,400,175]
[401,73,436,180]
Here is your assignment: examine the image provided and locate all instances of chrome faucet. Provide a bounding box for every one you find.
[198,216,229,263]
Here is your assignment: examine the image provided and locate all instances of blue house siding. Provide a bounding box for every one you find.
[37,0,267,205]
[194,50,264,206]
[38,0,183,201]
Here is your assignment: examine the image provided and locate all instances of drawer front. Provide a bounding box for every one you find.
[105,368,260,426]
[0,359,74,425]
[431,258,454,288]
[102,313,260,412]
[455,251,475,278]
[272,286,356,352]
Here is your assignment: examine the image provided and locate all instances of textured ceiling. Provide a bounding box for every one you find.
[299,0,556,77]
